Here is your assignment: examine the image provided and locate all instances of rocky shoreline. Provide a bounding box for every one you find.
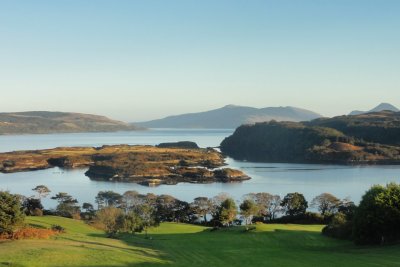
[0,144,250,185]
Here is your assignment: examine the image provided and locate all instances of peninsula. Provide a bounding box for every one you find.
[0,111,139,135]
[221,111,400,164]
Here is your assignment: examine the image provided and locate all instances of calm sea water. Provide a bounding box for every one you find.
[1,129,400,208]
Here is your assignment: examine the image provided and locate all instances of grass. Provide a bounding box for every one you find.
[0,216,400,267]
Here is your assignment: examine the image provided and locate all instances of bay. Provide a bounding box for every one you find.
[1,129,400,208]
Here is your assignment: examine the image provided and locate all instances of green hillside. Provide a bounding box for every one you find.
[221,113,400,164]
[1,216,400,267]
[0,111,138,135]
[307,111,400,146]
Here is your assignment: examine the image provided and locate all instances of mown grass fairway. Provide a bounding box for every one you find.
[0,216,400,267]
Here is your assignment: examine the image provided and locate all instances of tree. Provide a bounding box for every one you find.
[280,193,308,217]
[137,204,158,237]
[171,200,193,223]
[337,197,356,218]
[353,183,400,245]
[121,191,143,213]
[155,195,178,222]
[32,185,51,199]
[245,193,282,220]
[211,193,230,218]
[23,197,44,216]
[81,202,95,220]
[95,206,124,237]
[82,202,94,213]
[218,198,237,226]
[268,195,283,220]
[143,193,158,207]
[121,211,143,234]
[51,192,80,218]
[153,195,192,223]
[191,197,213,223]
[95,191,122,209]
[311,193,340,216]
[0,191,25,234]
[240,199,258,225]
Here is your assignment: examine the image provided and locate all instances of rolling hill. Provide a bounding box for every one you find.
[0,111,138,135]
[135,105,322,129]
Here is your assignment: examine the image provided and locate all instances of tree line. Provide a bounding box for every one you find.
[1,183,400,245]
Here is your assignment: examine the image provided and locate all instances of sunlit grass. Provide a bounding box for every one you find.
[0,216,399,267]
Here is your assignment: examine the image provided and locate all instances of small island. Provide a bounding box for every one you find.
[0,144,250,185]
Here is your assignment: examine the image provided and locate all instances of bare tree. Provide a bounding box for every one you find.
[311,193,340,216]
[32,185,51,199]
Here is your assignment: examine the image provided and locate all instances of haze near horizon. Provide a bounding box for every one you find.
[0,1,399,121]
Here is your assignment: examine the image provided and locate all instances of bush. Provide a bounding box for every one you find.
[271,212,327,224]
[31,208,44,217]
[352,183,400,245]
[0,191,25,234]
[322,212,353,240]
[12,228,57,240]
[23,198,44,216]
[51,224,65,233]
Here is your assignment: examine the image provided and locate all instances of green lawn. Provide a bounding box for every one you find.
[0,216,399,267]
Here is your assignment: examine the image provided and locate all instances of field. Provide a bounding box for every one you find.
[0,216,400,267]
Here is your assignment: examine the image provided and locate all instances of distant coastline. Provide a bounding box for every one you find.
[0,111,141,135]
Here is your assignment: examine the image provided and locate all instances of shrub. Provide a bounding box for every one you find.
[51,224,65,233]
[12,228,57,240]
[352,183,400,245]
[31,208,44,217]
[0,191,25,234]
[271,212,326,224]
[322,212,353,240]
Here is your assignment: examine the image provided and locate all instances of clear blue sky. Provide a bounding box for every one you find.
[0,0,399,121]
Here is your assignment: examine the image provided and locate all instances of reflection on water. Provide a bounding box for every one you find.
[1,129,400,208]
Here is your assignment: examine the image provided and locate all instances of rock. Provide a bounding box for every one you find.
[157,141,199,149]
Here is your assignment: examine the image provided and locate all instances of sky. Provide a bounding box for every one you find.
[0,0,399,122]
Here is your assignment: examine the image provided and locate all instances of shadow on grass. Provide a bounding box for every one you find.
[59,235,160,259]
[0,262,29,267]
[26,223,48,229]
[50,226,400,267]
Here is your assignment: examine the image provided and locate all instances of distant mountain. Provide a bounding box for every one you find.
[135,105,322,129]
[349,103,399,115]
[0,111,139,135]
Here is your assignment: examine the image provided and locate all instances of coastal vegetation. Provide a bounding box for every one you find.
[307,110,400,146]
[3,182,400,246]
[0,144,249,185]
[1,182,400,266]
[221,111,400,164]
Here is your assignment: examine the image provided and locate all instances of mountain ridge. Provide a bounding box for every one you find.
[135,105,322,129]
